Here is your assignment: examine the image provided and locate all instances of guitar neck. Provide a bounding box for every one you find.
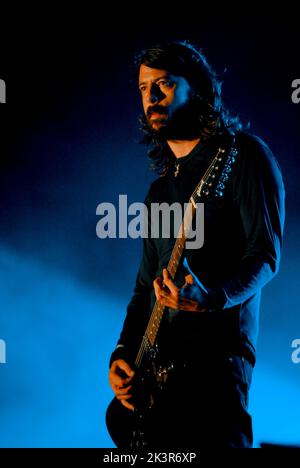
[134,200,196,369]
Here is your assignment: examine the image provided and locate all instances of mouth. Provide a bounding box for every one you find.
[149,113,168,123]
[150,112,165,118]
[147,106,168,119]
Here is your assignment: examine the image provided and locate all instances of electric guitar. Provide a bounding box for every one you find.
[106,141,238,448]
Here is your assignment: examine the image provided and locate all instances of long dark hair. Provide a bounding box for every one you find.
[135,41,245,176]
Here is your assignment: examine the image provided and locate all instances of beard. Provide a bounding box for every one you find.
[143,98,204,142]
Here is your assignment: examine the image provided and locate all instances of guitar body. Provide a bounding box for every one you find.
[106,397,137,448]
[106,351,175,448]
[106,397,156,449]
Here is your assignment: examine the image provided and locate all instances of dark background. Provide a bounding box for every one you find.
[0,17,299,447]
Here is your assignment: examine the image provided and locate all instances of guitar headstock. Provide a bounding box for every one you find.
[192,145,238,203]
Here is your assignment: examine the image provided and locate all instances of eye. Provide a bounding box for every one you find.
[139,86,147,94]
[157,79,173,89]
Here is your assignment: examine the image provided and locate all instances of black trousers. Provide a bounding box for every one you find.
[145,353,254,449]
[106,352,253,449]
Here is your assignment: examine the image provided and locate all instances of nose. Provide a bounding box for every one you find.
[147,83,164,104]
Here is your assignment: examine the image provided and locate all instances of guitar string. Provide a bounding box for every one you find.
[135,229,187,367]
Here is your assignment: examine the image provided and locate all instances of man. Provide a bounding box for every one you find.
[106,42,285,448]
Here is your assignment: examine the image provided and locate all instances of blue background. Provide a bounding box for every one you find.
[0,17,299,447]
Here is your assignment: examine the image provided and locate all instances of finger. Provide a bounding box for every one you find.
[120,399,135,411]
[157,296,207,313]
[117,360,135,378]
[153,276,163,294]
[153,276,163,288]
[110,373,124,388]
[184,274,194,285]
[110,364,134,389]
[179,283,196,300]
[178,299,207,313]
[153,284,161,302]
[157,291,199,308]
[153,278,161,295]
[180,275,193,295]
[155,288,170,299]
[162,269,178,296]
[153,276,164,289]
[156,296,180,309]
[183,258,209,294]
[153,281,171,305]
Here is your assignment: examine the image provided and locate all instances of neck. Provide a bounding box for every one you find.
[167,139,201,159]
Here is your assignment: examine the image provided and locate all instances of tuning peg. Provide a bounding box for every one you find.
[219,175,227,184]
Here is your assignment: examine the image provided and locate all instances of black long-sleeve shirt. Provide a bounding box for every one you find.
[110,132,285,367]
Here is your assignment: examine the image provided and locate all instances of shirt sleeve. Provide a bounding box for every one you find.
[208,133,285,309]
[109,191,159,366]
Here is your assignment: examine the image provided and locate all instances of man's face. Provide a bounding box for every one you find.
[138,64,192,134]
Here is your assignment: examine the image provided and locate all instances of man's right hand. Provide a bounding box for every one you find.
[109,359,136,411]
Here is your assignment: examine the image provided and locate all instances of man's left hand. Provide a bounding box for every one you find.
[153,261,209,313]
